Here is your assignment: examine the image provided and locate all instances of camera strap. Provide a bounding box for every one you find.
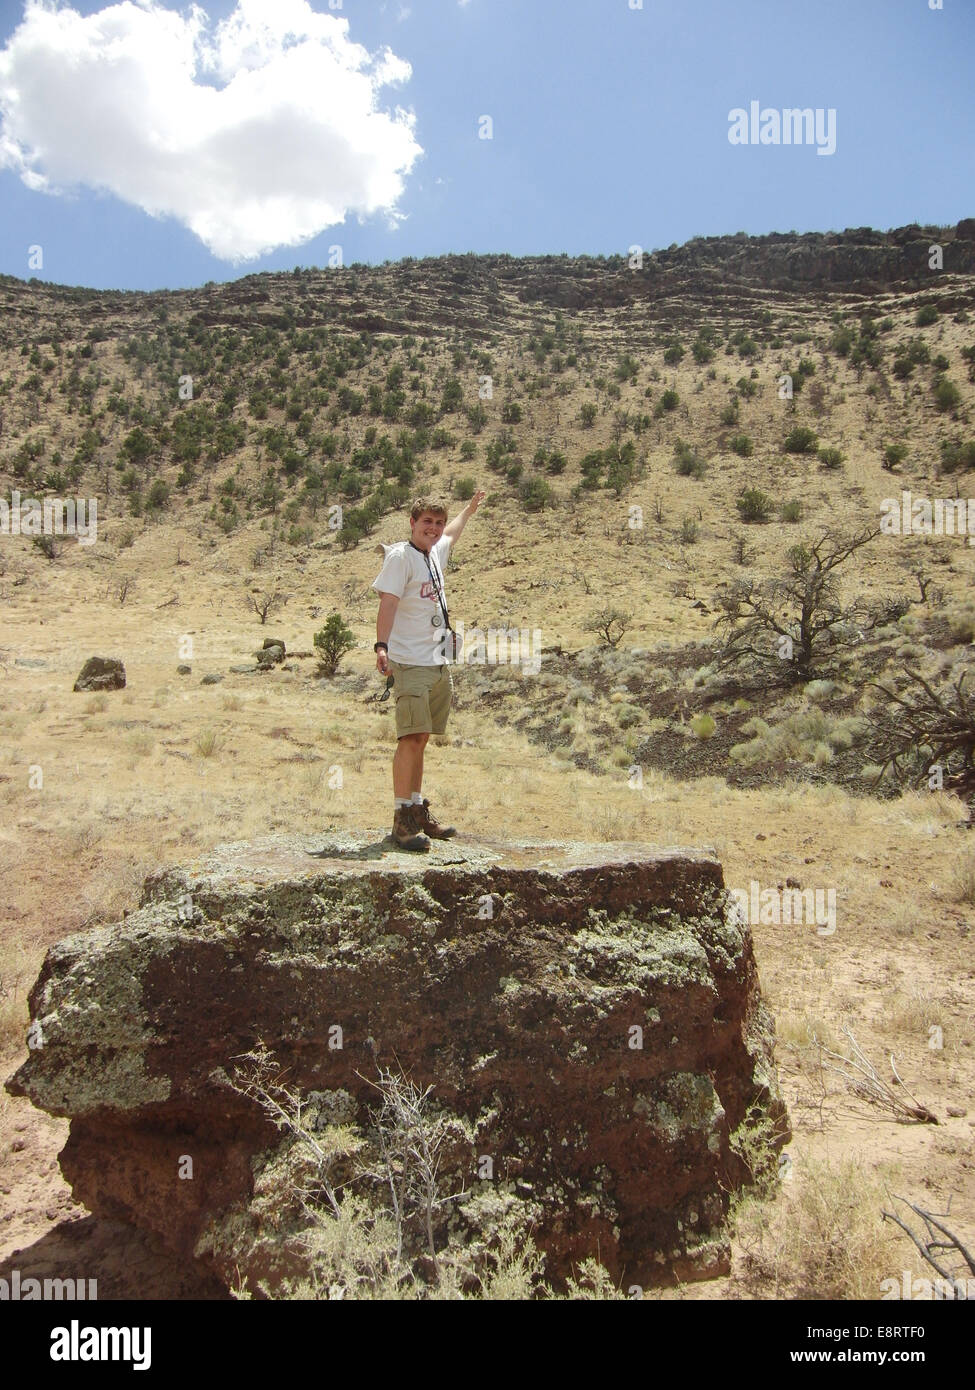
[410,541,451,629]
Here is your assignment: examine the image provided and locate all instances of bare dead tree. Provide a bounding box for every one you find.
[570,565,593,595]
[866,667,975,814]
[585,606,632,649]
[713,526,880,684]
[247,588,288,625]
[355,1063,454,1267]
[221,1043,351,1221]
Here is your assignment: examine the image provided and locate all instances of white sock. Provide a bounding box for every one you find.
[411,792,424,804]
[395,797,411,809]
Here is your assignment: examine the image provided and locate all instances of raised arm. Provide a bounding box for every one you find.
[443,489,486,546]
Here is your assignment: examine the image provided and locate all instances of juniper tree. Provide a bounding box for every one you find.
[714,526,879,684]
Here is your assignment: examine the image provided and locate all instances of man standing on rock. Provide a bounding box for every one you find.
[372,492,485,851]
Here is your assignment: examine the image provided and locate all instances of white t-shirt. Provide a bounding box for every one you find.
[372,534,454,666]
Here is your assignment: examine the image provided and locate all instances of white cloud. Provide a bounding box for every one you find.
[0,0,423,261]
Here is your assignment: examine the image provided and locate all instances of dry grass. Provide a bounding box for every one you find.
[948,854,975,904]
[732,1156,925,1300]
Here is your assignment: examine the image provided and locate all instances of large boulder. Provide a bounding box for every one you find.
[6,833,788,1293]
[72,656,125,692]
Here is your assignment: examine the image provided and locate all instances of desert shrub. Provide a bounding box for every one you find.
[732,1156,926,1300]
[729,434,753,457]
[519,477,554,511]
[932,376,962,412]
[440,379,464,413]
[314,614,356,675]
[146,479,170,512]
[780,500,803,523]
[692,339,715,365]
[818,447,844,470]
[615,353,639,383]
[940,438,975,474]
[673,439,707,479]
[804,679,836,703]
[829,325,855,356]
[729,708,836,765]
[736,488,773,522]
[915,304,939,326]
[784,426,819,454]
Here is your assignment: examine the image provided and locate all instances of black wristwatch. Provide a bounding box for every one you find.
[374,642,388,652]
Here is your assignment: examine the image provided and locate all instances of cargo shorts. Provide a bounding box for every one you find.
[388,660,453,738]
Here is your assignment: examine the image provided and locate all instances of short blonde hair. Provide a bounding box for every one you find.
[410,498,448,523]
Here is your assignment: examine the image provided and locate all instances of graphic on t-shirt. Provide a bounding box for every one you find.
[370,535,452,666]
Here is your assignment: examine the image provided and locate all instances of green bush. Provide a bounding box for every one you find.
[146,479,170,512]
[784,426,819,454]
[314,614,356,675]
[672,440,707,478]
[736,488,773,522]
[915,304,939,326]
[933,376,962,412]
[455,476,476,499]
[663,344,684,366]
[940,438,975,474]
[818,446,845,469]
[780,499,803,523]
[440,379,464,413]
[680,518,699,544]
[615,354,639,383]
[720,401,740,426]
[829,325,855,357]
[520,477,554,511]
[883,442,908,470]
[729,434,752,457]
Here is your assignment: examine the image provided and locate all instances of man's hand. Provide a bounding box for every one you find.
[376,648,389,675]
[468,489,486,514]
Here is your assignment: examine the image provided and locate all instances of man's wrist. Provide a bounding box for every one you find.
[374,641,388,652]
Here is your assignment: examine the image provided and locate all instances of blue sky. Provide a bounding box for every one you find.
[0,0,971,291]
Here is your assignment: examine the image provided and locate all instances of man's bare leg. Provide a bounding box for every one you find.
[393,732,429,799]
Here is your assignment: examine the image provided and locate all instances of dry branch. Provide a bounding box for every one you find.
[814,1027,938,1124]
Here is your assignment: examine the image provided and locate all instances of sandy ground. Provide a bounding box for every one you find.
[1,544,973,1297]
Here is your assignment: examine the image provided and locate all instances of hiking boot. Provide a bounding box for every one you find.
[413,797,457,839]
[391,802,430,851]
